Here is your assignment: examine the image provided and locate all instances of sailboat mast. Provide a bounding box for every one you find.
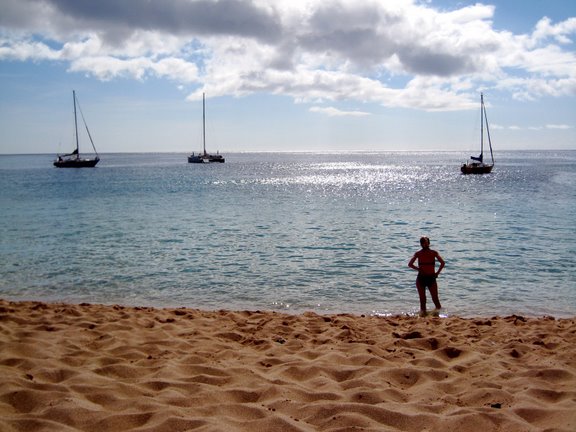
[73,90,79,157]
[483,96,495,165]
[202,93,206,155]
[480,93,484,159]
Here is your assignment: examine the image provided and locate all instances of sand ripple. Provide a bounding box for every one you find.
[1,300,575,431]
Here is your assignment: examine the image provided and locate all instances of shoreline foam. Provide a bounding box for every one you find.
[1,299,575,431]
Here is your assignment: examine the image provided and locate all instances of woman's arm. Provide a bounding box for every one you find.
[408,253,419,271]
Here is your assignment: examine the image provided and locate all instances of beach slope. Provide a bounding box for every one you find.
[1,299,575,431]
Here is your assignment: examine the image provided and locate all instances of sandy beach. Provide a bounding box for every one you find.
[0,299,574,431]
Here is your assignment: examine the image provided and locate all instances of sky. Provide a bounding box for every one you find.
[0,0,575,154]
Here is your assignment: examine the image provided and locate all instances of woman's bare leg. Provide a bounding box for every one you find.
[429,282,442,310]
[416,280,427,316]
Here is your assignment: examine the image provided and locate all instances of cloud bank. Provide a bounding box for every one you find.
[310,106,371,117]
[1,0,575,111]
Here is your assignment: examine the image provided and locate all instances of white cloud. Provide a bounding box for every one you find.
[0,0,575,111]
[546,124,572,130]
[0,38,60,61]
[309,106,371,117]
[67,55,199,82]
[488,123,573,131]
[531,17,576,45]
[68,56,152,81]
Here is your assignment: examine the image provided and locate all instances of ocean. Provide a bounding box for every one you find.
[1,151,575,318]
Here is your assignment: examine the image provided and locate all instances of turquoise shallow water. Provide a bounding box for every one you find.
[0,151,575,317]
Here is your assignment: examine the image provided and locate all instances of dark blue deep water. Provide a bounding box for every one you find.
[1,151,575,317]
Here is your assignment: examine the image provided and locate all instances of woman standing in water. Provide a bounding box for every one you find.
[408,236,445,316]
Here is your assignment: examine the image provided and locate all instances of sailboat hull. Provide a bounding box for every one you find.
[207,154,225,163]
[461,163,493,174]
[54,157,100,168]
[187,154,225,163]
[187,155,206,163]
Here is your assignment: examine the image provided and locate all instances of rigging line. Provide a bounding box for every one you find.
[483,101,495,165]
[76,95,99,156]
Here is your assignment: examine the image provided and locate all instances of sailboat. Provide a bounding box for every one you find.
[461,93,494,175]
[54,90,100,168]
[188,93,225,163]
